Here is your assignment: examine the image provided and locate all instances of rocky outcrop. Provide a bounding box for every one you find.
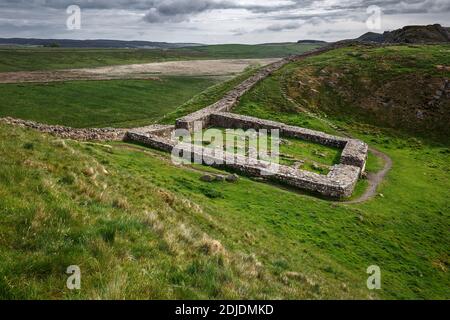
[383,24,450,44]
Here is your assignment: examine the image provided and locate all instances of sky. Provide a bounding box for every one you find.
[0,0,449,44]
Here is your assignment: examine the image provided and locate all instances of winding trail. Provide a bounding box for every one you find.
[279,74,393,204]
[345,147,392,204]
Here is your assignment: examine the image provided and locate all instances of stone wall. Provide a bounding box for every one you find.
[0,117,127,141]
[126,43,369,198]
[340,139,369,170]
[209,112,368,170]
[210,112,349,148]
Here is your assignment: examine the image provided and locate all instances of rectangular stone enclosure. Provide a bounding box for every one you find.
[126,48,369,198]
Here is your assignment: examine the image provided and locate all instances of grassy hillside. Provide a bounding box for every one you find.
[268,44,449,143]
[0,43,321,72]
[236,44,450,143]
[0,44,448,300]
[1,117,449,299]
[0,76,219,128]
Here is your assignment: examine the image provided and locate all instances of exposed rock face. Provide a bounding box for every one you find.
[354,24,450,44]
[383,24,450,44]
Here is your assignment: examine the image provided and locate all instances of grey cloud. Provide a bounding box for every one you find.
[265,22,302,32]
[0,0,448,43]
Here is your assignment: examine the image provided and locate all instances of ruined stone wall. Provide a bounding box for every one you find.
[0,117,127,141]
[340,139,369,170]
[209,112,368,170]
[210,112,349,148]
[1,42,367,199]
[125,130,361,198]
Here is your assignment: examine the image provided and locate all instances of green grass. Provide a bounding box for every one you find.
[177,43,322,59]
[234,71,336,135]
[0,76,219,128]
[1,122,448,299]
[280,44,450,142]
[0,43,448,300]
[0,44,321,72]
[161,67,262,124]
[0,48,205,72]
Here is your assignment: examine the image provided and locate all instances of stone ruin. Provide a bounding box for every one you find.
[125,46,369,198]
[0,44,368,198]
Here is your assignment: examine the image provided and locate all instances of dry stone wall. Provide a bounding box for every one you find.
[125,129,361,198]
[0,117,127,141]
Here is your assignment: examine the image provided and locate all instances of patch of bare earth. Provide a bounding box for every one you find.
[0,58,280,84]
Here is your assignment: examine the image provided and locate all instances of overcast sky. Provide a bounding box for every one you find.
[0,0,449,44]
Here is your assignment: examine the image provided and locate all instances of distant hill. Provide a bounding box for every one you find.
[297,40,328,44]
[353,24,450,44]
[0,38,201,49]
[356,32,385,43]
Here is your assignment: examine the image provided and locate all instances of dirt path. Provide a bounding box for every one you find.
[345,147,392,204]
[0,58,280,84]
[280,75,393,203]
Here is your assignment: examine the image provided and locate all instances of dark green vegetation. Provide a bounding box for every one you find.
[0,44,449,300]
[0,77,218,128]
[0,43,321,72]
